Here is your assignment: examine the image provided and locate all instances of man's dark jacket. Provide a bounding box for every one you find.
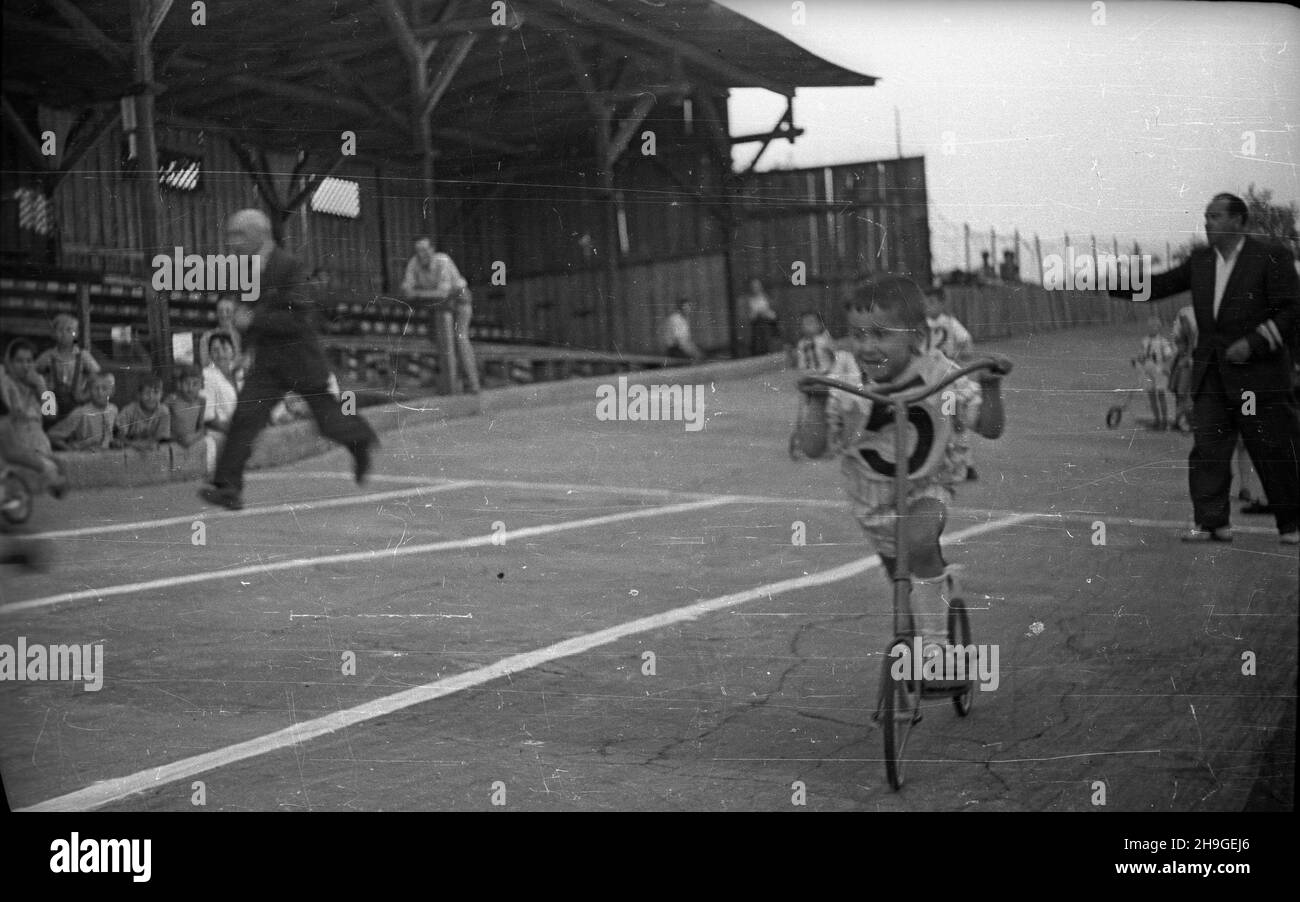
[244,247,322,349]
[1123,237,1300,397]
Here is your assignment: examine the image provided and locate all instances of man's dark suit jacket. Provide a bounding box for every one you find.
[1121,237,1300,399]
[244,247,321,349]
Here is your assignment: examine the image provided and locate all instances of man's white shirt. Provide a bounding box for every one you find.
[1212,236,1245,321]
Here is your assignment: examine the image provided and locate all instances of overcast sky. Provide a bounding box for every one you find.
[719,0,1300,274]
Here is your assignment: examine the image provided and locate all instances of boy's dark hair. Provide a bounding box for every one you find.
[174,364,203,382]
[800,310,827,331]
[6,338,36,361]
[207,331,234,354]
[846,276,928,333]
[138,374,165,392]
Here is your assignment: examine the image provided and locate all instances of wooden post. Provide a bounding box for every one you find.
[1033,234,1043,285]
[76,282,91,356]
[130,0,172,375]
[596,107,619,352]
[963,223,970,274]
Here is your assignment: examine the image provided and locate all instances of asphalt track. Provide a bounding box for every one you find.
[1,322,1294,811]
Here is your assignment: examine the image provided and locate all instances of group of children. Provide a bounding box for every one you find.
[0,312,278,541]
[789,279,1009,661]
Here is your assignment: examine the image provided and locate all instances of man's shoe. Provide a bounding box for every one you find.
[1241,501,1273,515]
[1180,527,1233,543]
[1280,531,1299,546]
[199,485,243,511]
[353,438,375,484]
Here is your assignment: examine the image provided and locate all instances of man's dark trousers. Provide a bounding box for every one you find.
[213,338,375,492]
[1190,361,1300,535]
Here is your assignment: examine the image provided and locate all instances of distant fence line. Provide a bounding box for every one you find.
[943,283,1187,343]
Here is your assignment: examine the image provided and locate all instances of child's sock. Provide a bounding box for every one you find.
[909,573,952,648]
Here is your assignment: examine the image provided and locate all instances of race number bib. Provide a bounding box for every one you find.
[847,385,953,480]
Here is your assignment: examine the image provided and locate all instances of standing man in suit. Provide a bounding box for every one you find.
[1114,193,1299,545]
[199,209,377,511]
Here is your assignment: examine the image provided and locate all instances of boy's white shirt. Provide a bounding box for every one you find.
[828,349,982,483]
[795,331,836,372]
[926,313,972,360]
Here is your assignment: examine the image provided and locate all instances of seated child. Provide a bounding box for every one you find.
[34,313,100,428]
[789,311,837,458]
[1137,314,1175,430]
[823,276,1008,663]
[167,365,207,450]
[201,333,240,435]
[47,372,117,452]
[114,374,172,450]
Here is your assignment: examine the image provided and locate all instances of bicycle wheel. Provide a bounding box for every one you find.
[1,472,32,525]
[948,598,974,716]
[881,638,920,790]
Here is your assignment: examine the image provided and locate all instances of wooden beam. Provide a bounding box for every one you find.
[375,0,424,64]
[0,95,51,170]
[283,155,349,215]
[55,104,123,185]
[605,93,657,168]
[46,0,130,65]
[599,84,691,104]
[742,103,795,175]
[129,0,172,371]
[226,138,286,219]
[531,0,795,96]
[147,0,176,44]
[561,40,606,118]
[691,91,732,164]
[323,60,409,132]
[421,33,477,120]
[729,126,805,145]
[432,127,530,155]
[220,72,396,124]
[414,14,523,40]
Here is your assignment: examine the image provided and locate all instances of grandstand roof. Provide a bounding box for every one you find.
[3,0,878,170]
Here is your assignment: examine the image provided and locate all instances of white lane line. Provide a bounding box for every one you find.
[297,472,1282,536]
[18,510,1039,811]
[28,481,477,540]
[0,496,738,617]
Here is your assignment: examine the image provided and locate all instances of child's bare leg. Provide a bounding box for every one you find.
[901,497,953,647]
